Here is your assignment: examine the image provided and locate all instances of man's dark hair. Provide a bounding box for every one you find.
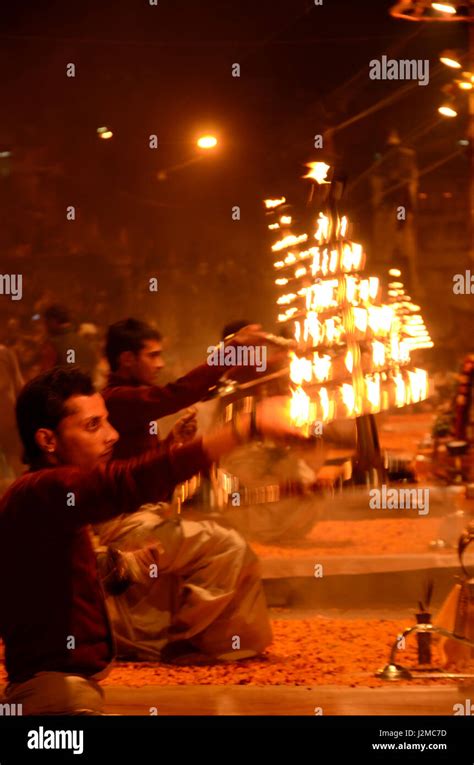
[16,367,95,466]
[105,318,162,372]
[43,304,71,325]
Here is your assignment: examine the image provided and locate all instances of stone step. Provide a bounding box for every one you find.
[100,684,474,716]
[262,565,462,610]
[251,483,473,609]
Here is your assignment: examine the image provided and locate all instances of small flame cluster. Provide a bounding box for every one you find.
[265,164,432,430]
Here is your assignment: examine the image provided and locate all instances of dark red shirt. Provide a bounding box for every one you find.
[0,441,211,683]
[103,363,227,459]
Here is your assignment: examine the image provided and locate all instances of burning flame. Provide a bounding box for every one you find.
[341,243,364,272]
[320,387,330,421]
[277,293,297,306]
[341,384,356,416]
[367,306,393,335]
[290,387,311,427]
[272,234,308,252]
[313,353,332,382]
[372,341,385,367]
[353,308,368,333]
[366,375,381,412]
[310,248,321,276]
[369,277,379,300]
[315,213,330,243]
[393,373,406,407]
[305,312,321,344]
[329,249,338,273]
[407,369,428,403]
[345,350,354,373]
[290,354,313,384]
[268,182,431,429]
[346,276,356,303]
[304,162,330,184]
[306,279,338,311]
[264,198,286,209]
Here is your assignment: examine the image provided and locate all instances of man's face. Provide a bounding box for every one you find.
[52,393,119,470]
[130,340,164,385]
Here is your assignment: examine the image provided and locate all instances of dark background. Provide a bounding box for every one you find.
[0,0,468,369]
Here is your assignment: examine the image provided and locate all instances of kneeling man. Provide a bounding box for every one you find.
[0,368,296,714]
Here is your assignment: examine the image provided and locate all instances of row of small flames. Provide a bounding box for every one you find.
[264,164,432,429]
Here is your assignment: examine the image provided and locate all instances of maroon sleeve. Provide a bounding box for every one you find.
[104,363,225,433]
[14,439,211,527]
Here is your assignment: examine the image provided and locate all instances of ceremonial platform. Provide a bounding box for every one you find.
[3,410,473,716]
[256,411,474,611]
[255,488,474,608]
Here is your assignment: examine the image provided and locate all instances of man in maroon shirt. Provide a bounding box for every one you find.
[96,319,283,662]
[102,318,271,458]
[0,367,298,713]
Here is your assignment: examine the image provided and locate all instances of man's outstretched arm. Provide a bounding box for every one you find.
[15,396,303,529]
[104,325,279,429]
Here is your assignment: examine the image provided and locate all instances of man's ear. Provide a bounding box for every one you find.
[35,428,58,457]
[118,350,136,370]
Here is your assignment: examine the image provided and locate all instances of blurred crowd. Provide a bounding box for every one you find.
[0,303,112,483]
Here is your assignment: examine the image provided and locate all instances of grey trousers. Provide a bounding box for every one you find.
[94,507,272,660]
